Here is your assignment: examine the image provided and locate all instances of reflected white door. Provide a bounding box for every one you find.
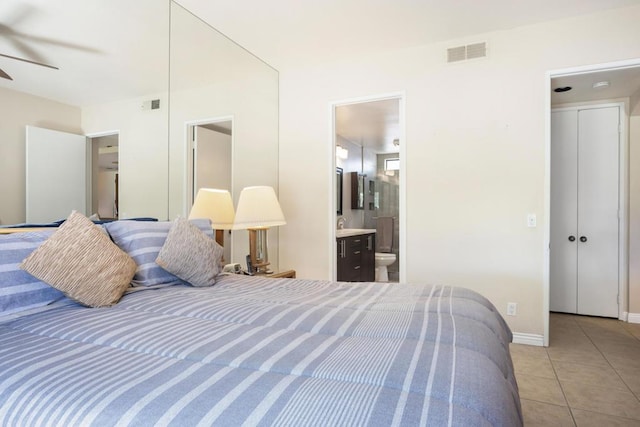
[191,124,232,262]
[550,106,619,318]
[26,126,87,223]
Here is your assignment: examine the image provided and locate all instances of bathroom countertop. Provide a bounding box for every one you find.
[336,228,376,238]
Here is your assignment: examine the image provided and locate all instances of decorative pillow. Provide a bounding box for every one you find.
[155,217,223,287]
[105,218,213,287]
[21,211,136,307]
[0,230,65,315]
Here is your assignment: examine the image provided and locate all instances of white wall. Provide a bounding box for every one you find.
[195,127,232,195]
[0,87,81,225]
[278,5,640,336]
[82,93,169,220]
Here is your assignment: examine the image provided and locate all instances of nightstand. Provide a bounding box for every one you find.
[265,269,296,279]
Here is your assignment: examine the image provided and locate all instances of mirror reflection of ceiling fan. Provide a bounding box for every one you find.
[0,3,61,81]
[0,52,58,81]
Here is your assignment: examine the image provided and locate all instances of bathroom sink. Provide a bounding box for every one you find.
[336,228,376,238]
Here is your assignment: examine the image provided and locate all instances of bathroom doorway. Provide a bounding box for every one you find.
[89,132,119,220]
[332,94,405,282]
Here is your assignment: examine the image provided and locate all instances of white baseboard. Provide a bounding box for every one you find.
[628,312,640,324]
[512,332,544,347]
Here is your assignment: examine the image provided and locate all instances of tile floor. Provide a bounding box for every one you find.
[511,313,640,426]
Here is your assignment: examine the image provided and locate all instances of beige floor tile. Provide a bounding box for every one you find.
[561,381,640,420]
[549,329,597,347]
[510,343,549,360]
[553,360,628,391]
[572,409,640,427]
[614,366,640,397]
[517,374,566,406]
[586,329,638,344]
[547,346,610,368]
[622,323,640,340]
[550,313,579,324]
[607,354,640,371]
[515,315,640,426]
[593,335,640,351]
[576,316,624,330]
[513,354,556,379]
[521,399,575,427]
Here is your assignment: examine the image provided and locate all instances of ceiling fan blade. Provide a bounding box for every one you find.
[0,67,12,80]
[0,52,58,70]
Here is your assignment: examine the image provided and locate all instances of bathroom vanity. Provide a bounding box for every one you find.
[336,229,375,282]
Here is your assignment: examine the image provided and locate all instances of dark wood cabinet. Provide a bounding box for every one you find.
[337,233,375,282]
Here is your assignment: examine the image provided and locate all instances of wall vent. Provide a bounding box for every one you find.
[447,42,487,63]
[141,99,161,110]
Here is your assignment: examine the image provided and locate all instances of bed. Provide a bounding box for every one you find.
[0,218,521,426]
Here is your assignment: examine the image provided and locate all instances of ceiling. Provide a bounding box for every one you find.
[177,0,640,70]
[94,134,118,171]
[0,0,168,107]
[2,1,640,108]
[336,99,400,154]
[551,66,640,107]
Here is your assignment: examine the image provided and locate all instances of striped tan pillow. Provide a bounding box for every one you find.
[21,211,136,307]
[156,217,223,287]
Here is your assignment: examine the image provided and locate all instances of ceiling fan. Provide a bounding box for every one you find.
[0,52,58,81]
[0,4,61,81]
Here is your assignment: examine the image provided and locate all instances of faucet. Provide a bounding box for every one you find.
[337,217,346,229]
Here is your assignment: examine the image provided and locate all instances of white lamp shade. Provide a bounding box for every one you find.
[188,188,235,230]
[234,186,286,229]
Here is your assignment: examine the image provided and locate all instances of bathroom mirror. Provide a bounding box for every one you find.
[350,171,365,209]
[168,2,279,266]
[336,167,343,215]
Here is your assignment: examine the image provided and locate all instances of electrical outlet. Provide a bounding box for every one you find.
[507,302,517,316]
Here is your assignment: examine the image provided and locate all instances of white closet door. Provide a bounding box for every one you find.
[26,126,87,223]
[577,107,619,317]
[550,110,579,313]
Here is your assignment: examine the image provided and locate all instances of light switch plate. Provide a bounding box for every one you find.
[527,214,536,228]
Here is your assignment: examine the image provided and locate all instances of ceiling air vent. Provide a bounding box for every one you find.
[447,42,487,63]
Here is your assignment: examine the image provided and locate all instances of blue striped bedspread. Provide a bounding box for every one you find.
[0,275,522,426]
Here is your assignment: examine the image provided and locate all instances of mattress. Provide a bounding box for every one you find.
[0,274,521,426]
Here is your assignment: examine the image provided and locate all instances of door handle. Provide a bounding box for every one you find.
[580,236,587,243]
[568,236,576,242]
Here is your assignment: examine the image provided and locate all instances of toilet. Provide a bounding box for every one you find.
[375,216,396,282]
[375,252,396,282]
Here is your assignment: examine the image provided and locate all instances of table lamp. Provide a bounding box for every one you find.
[233,186,286,274]
[188,188,235,247]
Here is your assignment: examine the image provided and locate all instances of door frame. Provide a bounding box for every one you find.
[329,91,406,282]
[184,116,235,262]
[550,102,626,317]
[86,130,120,219]
[545,59,638,346]
[184,116,235,212]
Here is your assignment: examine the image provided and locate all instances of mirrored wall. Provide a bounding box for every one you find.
[168,2,279,267]
[1,1,279,268]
